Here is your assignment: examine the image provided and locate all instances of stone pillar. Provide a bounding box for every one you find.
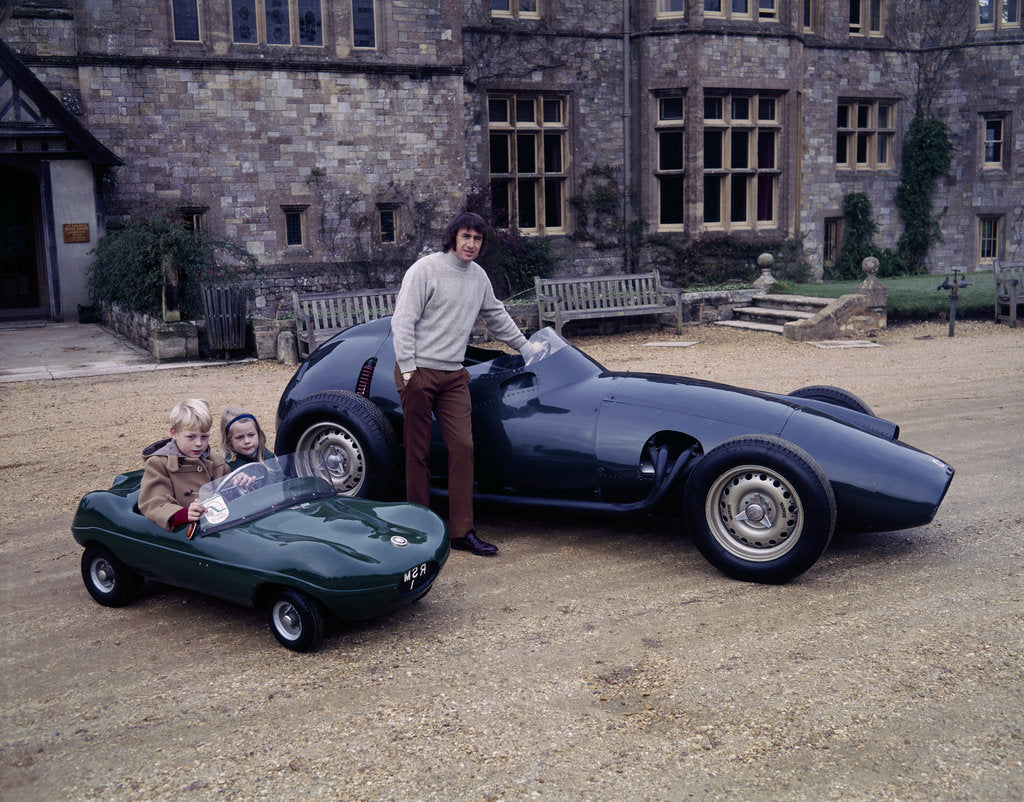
[855,256,888,330]
[150,321,199,361]
[752,253,777,292]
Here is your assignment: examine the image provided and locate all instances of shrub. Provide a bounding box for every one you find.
[88,210,256,318]
[478,229,553,297]
[645,233,808,287]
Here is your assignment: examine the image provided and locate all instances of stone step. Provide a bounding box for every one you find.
[714,319,786,334]
[732,306,816,321]
[752,294,832,312]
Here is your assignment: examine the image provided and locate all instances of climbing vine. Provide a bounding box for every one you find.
[569,164,624,250]
[894,115,952,274]
[831,193,891,280]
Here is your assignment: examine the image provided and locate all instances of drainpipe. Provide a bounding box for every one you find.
[622,0,633,272]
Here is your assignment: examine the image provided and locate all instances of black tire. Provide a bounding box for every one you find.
[789,384,873,416]
[683,435,836,584]
[81,544,144,607]
[267,589,326,652]
[275,390,399,498]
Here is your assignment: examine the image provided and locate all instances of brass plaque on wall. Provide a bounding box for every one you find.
[63,223,90,243]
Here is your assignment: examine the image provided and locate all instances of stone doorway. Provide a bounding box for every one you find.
[0,165,47,318]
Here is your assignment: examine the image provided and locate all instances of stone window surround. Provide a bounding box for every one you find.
[836,98,897,172]
[702,91,782,232]
[229,0,326,48]
[352,0,377,49]
[824,216,842,267]
[981,112,1011,170]
[702,0,777,21]
[282,204,310,248]
[801,0,822,33]
[849,0,885,38]
[978,214,1003,262]
[656,0,685,18]
[171,0,202,42]
[487,92,569,235]
[179,205,208,231]
[377,204,399,244]
[976,0,1021,30]
[654,92,686,231]
[491,0,540,21]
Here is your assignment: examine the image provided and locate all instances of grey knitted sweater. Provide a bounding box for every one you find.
[391,250,527,373]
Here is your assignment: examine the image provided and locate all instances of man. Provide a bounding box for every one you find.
[391,212,538,556]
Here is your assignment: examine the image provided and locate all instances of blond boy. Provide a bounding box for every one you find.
[139,398,230,530]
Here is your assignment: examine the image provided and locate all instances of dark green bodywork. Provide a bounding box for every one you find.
[72,470,449,621]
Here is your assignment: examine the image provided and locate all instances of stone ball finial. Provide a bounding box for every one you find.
[753,253,777,291]
[861,256,879,277]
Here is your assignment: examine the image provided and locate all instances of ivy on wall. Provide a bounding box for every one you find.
[305,169,439,287]
[832,192,891,280]
[894,115,952,274]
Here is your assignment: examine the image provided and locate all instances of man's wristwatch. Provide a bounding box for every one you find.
[402,371,415,382]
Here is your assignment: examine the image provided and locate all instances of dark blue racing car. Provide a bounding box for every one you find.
[275,318,954,584]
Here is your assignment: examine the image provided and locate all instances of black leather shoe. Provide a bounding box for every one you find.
[450,530,498,556]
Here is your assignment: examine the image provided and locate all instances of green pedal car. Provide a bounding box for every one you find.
[72,453,449,652]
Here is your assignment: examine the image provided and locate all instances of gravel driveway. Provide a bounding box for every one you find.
[1,320,1021,800]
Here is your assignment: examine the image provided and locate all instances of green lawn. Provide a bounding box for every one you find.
[778,271,995,321]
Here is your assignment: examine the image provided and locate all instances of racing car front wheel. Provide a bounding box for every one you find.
[276,390,399,498]
[81,544,144,607]
[683,435,836,584]
[267,589,326,652]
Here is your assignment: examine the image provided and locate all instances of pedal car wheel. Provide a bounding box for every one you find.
[268,589,325,652]
[81,544,143,607]
[684,435,836,584]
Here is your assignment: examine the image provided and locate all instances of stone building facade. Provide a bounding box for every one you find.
[1,0,1021,321]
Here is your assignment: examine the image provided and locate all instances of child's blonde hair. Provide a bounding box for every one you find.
[221,406,269,461]
[169,398,213,433]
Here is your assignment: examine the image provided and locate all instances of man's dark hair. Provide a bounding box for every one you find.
[442,212,488,253]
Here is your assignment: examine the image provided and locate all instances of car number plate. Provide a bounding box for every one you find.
[399,562,434,594]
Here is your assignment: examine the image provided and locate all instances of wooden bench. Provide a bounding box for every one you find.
[534,270,683,336]
[994,262,1024,328]
[292,287,399,357]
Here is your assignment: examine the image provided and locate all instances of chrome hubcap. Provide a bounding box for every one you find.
[91,559,115,592]
[706,465,803,562]
[296,424,365,495]
[273,601,302,640]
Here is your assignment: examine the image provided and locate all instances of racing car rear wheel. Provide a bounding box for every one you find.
[683,435,836,584]
[267,589,326,652]
[81,544,144,607]
[789,385,873,416]
[276,391,399,498]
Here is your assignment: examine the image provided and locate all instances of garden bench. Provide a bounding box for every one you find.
[292,287,399,357]
[994,262,1024,328]
[534,270,683,336]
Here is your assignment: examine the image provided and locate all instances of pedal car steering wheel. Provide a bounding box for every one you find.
[213,463,270,501]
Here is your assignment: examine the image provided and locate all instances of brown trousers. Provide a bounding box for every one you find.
[395,365,474,538]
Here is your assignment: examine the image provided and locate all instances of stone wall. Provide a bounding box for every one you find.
[2,0,1020,305]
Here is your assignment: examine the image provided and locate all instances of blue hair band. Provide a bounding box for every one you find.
[226,413,257,434]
